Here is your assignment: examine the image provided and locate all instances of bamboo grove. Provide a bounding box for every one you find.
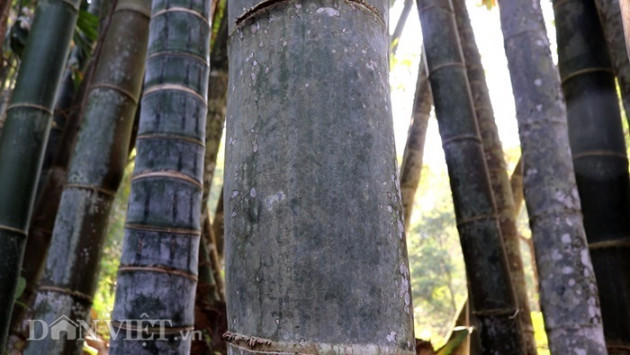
[0,0,629,354]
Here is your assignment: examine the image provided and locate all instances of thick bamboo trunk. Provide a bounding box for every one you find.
[595,0,630,126]
[225,0,415,352]
[23,1,151,353]
[452,0,536,352]
[499,0,607,352]
[109,0,211,352]
[400,56,431,231]
[416,0,525,352]
[554,0,630,350]
[0,0,81,347]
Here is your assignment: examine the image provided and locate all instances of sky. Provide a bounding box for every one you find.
[388,0,557,169]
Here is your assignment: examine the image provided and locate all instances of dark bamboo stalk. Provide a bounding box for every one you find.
[499,0,607,352]
[554,0,630,350]
[0,0,81,347]
[416,0,524,352]
[23,1,151,353]
[595,0,630,127]
[452,0,535,352]
[109,0,211,352]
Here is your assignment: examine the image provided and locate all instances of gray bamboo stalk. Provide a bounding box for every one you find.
[554,0,630,350]
[498,0,607,352]
[109,0,211,352]
[400,55,431,231]
[452,0,535,352]
[622,0,630,60]
[595,0,630,126]
[224,0,415,352]
[416,0,525,352]
[23,1,151,353]
[0,0,81,347]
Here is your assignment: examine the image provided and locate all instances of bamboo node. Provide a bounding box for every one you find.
[38,285,93,304]
[118,265,198,282]
[136,133,205,147]
[59,0,80,12]
[125,223,201,236]
[132,170,203,189]
[561,67,614,85]
[114,3,151,19]
[89,83,139,104]
[428,62,466,77]
[456,213,497,227]
[0,224,27,236]
[152,7,210,26]
[589,238,630,250]
[572,150,628,161]
[472,307,519,317]
[64,183,117,197]
[441,133,482,146]
[143,83,207,104]
[223,331,273,348]
[6,103,53,116]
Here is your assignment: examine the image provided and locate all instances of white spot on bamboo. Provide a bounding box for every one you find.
[534,78,542,86]
[386,331,396,343]
[316,7,339,16]
[561,234,571,243]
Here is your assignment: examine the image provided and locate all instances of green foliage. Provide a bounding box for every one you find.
[406,164,467,346]
[91,158,133,332]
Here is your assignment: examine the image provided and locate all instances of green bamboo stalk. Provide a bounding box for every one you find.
[8,1,105,341]
[400,55,431,231]
[554,0,630,350]
[0,0,81,347]
[109,0,210,352]
[498,0,607,352]
[225,0,415,352]
[416,0,525,352]
[22,1,150,353]
[452,0,536,352]
[594,0,630,127]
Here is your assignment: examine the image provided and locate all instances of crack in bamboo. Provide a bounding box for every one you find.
[90,83,139,104]
[233,0,384,29]
[64,183,117,197]
[118,265,198,281]
[38,285,93,304]
[132,170,202,189]
[560,67,615,85]
[125,223,201,235]
[152,7,210,26]
[136,133,204,147]
[109,320,194,335]
[143,84,207,104]
[6,103,53,115]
